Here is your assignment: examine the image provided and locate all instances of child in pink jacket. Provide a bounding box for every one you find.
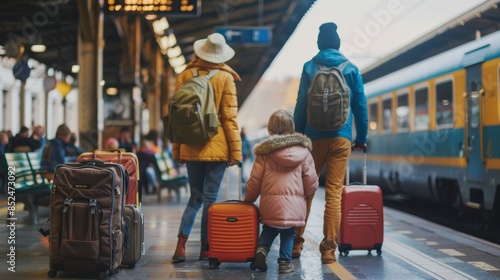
[244,110,318,273]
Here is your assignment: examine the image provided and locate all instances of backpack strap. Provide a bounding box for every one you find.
[206,69,220,79]
[316,64,327,70]
[338,60,350,71]
[190,68,220,79]
[316,60,350,71]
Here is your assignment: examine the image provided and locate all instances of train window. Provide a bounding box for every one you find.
[469,80,480,128]
[436,80,454,128]
[414,87,429,131]
[396,92,409,132]
[369,101,378,135]
[382,98,392,133]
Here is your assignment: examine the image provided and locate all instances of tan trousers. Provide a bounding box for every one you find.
[295,137,351,252]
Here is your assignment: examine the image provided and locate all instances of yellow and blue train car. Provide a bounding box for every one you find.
[351,30,500,218]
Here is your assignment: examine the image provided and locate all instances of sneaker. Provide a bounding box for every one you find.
[254,247,268,272]
[278,260,294,274]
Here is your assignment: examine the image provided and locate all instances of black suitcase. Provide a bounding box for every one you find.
[122,204,145,268]
[48,161,129,279]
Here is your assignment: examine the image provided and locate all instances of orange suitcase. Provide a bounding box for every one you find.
[78,149,140,206]
[338,149,383,256]
[207,165,259,270]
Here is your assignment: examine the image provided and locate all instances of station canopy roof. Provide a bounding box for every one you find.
[0,0,315,104]
[362,0,500,83]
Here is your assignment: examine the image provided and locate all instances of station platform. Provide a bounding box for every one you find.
[1,167,499,280]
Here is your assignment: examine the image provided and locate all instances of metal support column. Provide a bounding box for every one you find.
[77,0,102,150]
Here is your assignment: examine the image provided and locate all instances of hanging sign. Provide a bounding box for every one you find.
[13,60,31,81]
[215,26,272,45]
[104,0,201,17]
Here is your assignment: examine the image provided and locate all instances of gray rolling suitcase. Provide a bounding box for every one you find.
[122,204,145,268]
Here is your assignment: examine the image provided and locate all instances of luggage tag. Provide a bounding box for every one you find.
[39,218,50,237]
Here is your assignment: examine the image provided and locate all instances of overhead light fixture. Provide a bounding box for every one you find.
[106,87,118,96]
[167,33,177,47]
[152,17,169,35]
[71,65,80,73]
[31,44,46,53]
[167,46,182,58]
[30,35,46,53]
[174,65,186,74]
[168,56,185,68]
[145,14,157,20]
[158,36,169,52]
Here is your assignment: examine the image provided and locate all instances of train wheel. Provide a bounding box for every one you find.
[452,189,468,219]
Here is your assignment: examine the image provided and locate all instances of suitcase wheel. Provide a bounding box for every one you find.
[250,262,256,270]
[99,269,118,280]
[48,269,57,278]
[208,258,221,269]
[376,249,382,255]
[128,263,136,269]
[340,250,349,256]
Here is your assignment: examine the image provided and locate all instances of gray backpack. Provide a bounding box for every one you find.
[306,61,350,131]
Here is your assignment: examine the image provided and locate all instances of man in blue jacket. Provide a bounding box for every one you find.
[293,22,368,264]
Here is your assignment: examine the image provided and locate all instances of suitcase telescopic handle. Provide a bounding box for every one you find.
[225,162,242,201]
[92,149,124,161]
[346,148,367,185]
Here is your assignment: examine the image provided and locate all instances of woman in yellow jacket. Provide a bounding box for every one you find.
[172,33,242,262]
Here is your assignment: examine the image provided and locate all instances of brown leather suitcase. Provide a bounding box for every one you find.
[78,149,140,205]
[48,160,128,279]
[122,204,145,268]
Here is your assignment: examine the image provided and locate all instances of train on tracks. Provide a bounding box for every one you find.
[349,29,500,226]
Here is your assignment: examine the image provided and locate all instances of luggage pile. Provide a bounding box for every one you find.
[43,149,145,279]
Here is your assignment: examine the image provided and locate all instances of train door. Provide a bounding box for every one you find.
[465,63,484,182]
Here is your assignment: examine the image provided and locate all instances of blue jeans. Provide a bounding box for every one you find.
[259,225,295,261]
[178,161,226,241]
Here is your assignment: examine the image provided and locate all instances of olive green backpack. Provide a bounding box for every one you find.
[163,68,219,145]
[306,61,350,131]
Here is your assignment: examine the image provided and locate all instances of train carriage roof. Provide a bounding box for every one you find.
[364,29,500,97]
[362,0,500,85]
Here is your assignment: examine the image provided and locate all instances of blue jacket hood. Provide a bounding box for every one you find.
[312,49,348,68]
[293,49,368,144]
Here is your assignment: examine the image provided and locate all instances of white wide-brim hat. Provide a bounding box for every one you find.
[193,33,235,64]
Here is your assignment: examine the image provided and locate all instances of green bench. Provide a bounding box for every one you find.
[1,152,52,224]
[153,152,189,203]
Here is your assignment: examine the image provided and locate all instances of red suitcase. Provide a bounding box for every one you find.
[338,149,383,256]
[78,149,140,206]
[207,165,259,270]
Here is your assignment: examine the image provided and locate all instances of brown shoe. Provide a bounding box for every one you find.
[199,241,208,261]
[172,233,188,262]
[292,241,303,259]
[319,240,337,264]
[321,250,337,264]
